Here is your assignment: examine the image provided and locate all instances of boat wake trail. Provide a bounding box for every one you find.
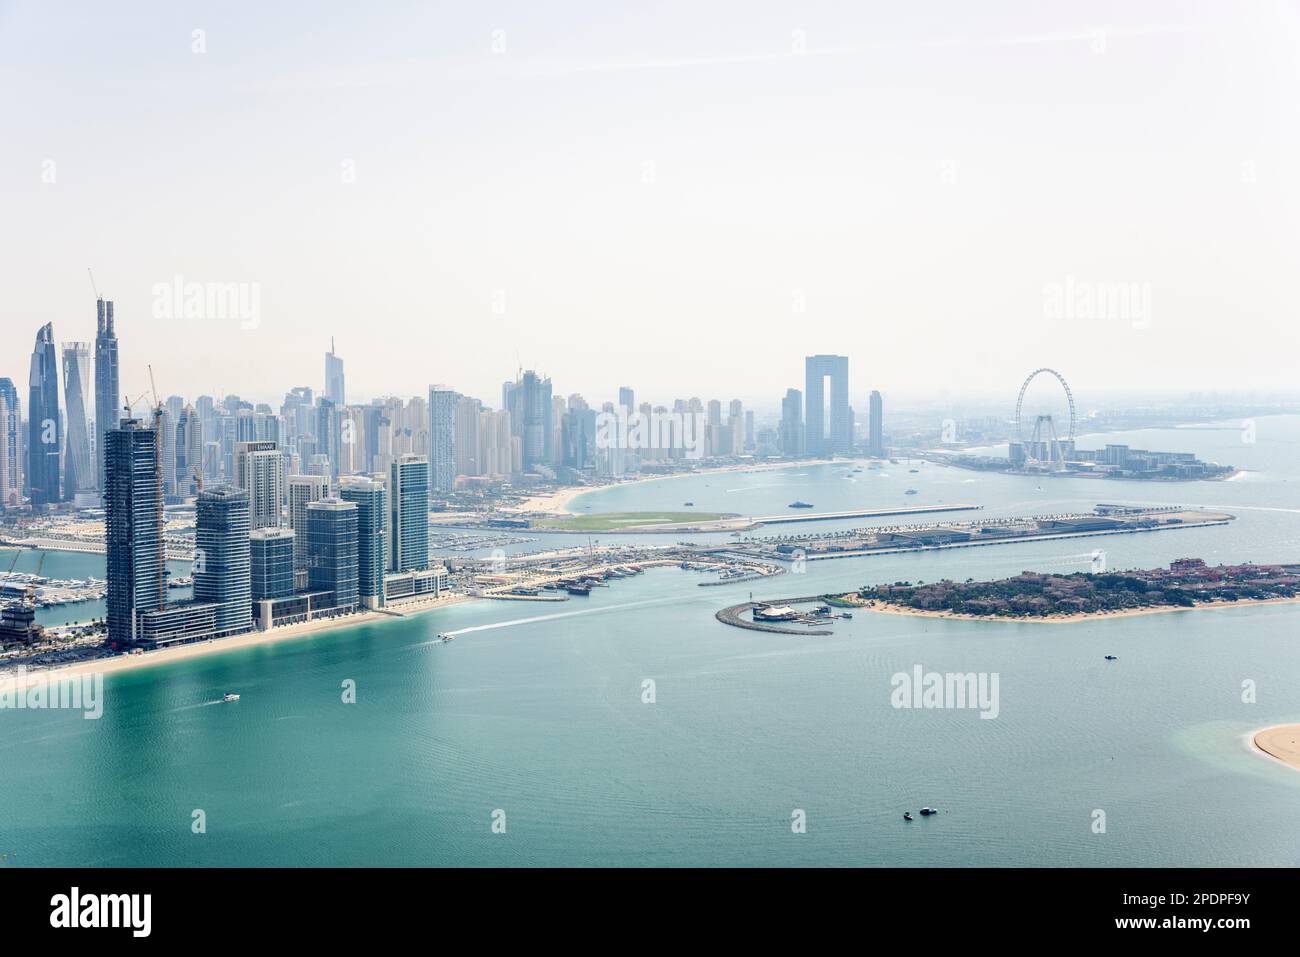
[433,595,708,641]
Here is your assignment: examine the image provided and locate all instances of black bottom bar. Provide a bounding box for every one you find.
[0,867,1287,942]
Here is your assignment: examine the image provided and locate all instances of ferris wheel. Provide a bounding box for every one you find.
[1014,368,1076,470]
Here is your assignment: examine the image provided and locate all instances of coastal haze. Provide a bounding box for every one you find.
[2,0,1299,876]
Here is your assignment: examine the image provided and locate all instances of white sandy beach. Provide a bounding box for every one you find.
[505,458,843,514]
[3,595,470,687]
[1251,724,1300,772]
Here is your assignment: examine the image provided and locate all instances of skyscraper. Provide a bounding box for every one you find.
[27,323,61,506]
[780,388,804,457]
[325,338,345,407]
[155,406,177,501]
[105,419,164,646]
[868,390,884,457]
[454,397,482,477]
[388,454,429,572]
[0,379,20,509]
[250,527,295,602]
[316,398,340,478]
[287,474,330,572]
[60,342,94,502]
[307,498,359,612]
[193,485,253,638]
[804,354,851,456]
[93,298,119,493]
[509,370,553,472]
[339,476,386,608]
[175,404,203,495]
[235,440,284,529]
[428,385,459,493]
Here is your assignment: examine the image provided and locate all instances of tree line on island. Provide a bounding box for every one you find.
[854,559,1300,618]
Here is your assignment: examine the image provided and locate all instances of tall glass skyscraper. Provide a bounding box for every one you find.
[250,527,296,601]
[428,385,459,493]
[0,378,21,510]
[193,485,253,638]
[27,322,61,506]
[61,343,95,503]
[324,339,345,407]
[105,419,164,646]
[780,388,804,457]
[175,404,203,496]
[868,390,884,458]
[339,476,386,608]
[288,473,330,572]
[388,454,429,572]
[93,298,119,493]
[307,498,359,612]
[804,354,851,456]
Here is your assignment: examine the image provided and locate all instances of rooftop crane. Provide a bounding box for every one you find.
[147,364,161,413]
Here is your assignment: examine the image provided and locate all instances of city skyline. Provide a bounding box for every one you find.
[4,2,1300,402]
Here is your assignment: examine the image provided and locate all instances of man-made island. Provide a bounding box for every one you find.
[847,558,1300,622]
[1253,725,1300,772]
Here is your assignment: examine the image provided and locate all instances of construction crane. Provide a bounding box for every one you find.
[23,552,46,603]
[88,268,100,300]
[124,392,149,419]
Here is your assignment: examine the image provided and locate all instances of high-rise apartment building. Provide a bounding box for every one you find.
[307,498,359,613]
[193,485,253,638]
[287,474,330,571]
[780,388,804,457]
[0,379,20,509]
[428,385,459,493]
[868,390,884,457]
[339,476,386,608]
[388,454,429,572]
[250,527,296,602]
[175,404,203,495]
[235,440,284,529]
[105,419,164,646]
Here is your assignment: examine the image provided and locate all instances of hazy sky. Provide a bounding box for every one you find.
[3,1,1298,410]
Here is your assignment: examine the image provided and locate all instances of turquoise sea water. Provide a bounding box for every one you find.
[1,417,1298,866]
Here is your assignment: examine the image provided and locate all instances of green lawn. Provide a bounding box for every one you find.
[532,511,730,531]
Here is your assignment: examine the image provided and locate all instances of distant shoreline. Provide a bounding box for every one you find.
[1251,724,1300,772]
[505,458,844,515]
[845,594,1300,624]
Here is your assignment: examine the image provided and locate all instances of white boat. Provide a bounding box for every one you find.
[222,692,240,702]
